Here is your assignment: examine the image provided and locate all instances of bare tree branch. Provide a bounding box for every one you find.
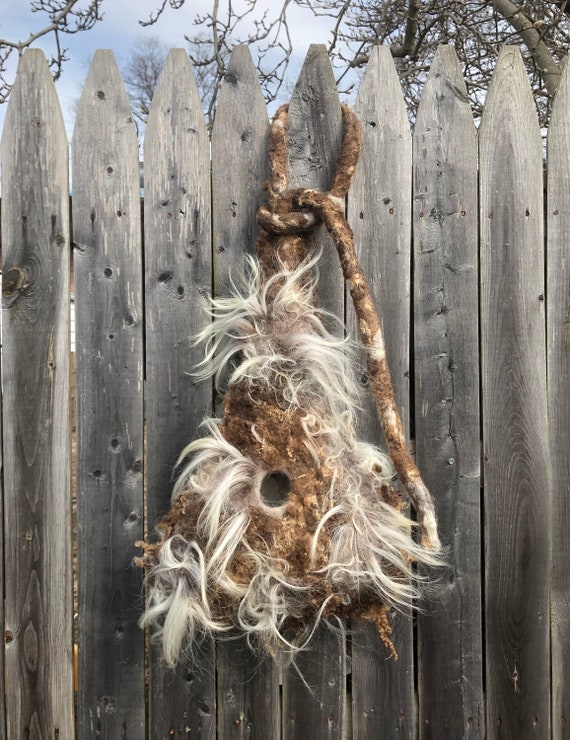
[3,0,570,131]
[0,0,103,103]
[391,0,421,57]
[494,0,562,94]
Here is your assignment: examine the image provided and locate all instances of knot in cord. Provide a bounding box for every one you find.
[256,187,345,237]
[256,103,362,238]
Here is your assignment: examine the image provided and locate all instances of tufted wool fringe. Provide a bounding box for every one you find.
[138,254,442,666]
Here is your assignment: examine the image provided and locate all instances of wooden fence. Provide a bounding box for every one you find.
[0,41,568,740]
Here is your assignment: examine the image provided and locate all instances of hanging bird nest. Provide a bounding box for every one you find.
[136,104,441,666]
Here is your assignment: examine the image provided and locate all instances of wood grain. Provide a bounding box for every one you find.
[144,48,216,739]
[413,44,483,740]
[211,45,280,740]
[348,45,415,740]
[480,46,551,740]
[216,644,280,739]
[281,44,346,740]
[1,48,74,739]
[211,44,269,293]
[72,50,145,738]
[286,44,344,320]
[547,55,570,740]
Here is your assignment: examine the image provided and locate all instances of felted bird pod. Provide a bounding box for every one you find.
[136,104,441,666]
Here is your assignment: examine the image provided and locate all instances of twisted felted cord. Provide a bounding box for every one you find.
[256,103,441,552]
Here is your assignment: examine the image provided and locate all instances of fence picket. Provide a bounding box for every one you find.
[413,45,483,739]
[480,46,551,738]
[348,45,414,740]
[281,44,346,740]
[548,56,570,740]
[210,45,280,740]
[144,48,216,738]
[0,292,3,740]
[0,48,73,739]
[72,49,145,737]
[211,44,269,292]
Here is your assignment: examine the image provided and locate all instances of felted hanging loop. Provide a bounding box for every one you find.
[257,103,439,550]
[136,103,441,666]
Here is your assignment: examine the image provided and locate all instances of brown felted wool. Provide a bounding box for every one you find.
[136,105,441,666]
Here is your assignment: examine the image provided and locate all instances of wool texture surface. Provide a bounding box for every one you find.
[136,105,441,666]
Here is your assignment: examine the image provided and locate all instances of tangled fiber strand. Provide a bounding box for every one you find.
[137,103,442,667]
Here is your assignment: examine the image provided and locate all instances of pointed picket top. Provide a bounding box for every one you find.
[550,55,570,129]
[414,44,476,256]
[415,45,472,131]
[547,54,570,231]
[355,44,409,135]
[480,45,540,145]
[1,48,67,177]
[287,43,342,190]
[146,48,206,144]
[214,44,267,127]
[73,49,137,150]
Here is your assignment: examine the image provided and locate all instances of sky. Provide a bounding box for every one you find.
[0,0,337,138]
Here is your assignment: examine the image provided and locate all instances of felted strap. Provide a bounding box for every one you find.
[255,104,441,552]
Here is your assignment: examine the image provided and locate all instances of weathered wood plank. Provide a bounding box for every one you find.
[281,44,346,740]
[212,44,269,293]
[547,55,570,740]
[0,299,4,740]
[144,49,215,739]
[72,49,145,737]
[286,44,344,321]
[413,45,483,740]
[348,45,415,740]
[216,642,280,739]
[211,45,280,740]
[0,49,73,738]
[480,46,551,739]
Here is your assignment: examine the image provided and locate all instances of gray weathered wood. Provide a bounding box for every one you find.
[547,55,570,740]
[0,287,3,740]
[211,44,269,293]
[216,643,280,739]
[480,46,551,739]
[283,630,346,739]
[286,44,344,321]
[72,50,145,737]
[1,49,73,738]
[144,49,216,739]
[348,45,415,740]
[413,46,483,739]
[211,45,280,739]
[281,44,346,740]
[0,100,5,740]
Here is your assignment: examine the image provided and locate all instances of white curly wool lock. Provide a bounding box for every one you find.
[138,255,440,665]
